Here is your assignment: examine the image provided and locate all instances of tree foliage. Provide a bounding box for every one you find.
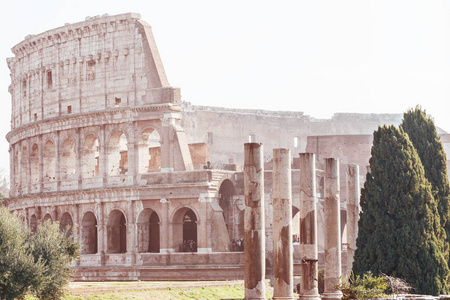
[401,106,450,245]
[0,206,79,300]
[352,125,449,295]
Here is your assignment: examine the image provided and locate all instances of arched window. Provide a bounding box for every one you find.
[108,132,128,176]
[61,138,76,179]
[82,134,99,178]
[60,212,73,237]
[30,214,37,232]
[172,208,198,252]
[43,140,56,180]
[30,144,39,183]
[137,209,160,253]
[21,146,28,185]
[107,210,127,253]
[138,128,161,173]
[43,213,53,223]
[81,212,98,254]
[219,179,235,240]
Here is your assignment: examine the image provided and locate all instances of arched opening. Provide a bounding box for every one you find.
[137,209,160,253]
[60,212,73,237]
[43,213,53,223]
[61,138,76,179]
[183,210,197,252]
[30,144,39,183]
[14,149,19,189]
[218,179,235,240]
[43,140,56,181]
[81,212,98,254]
[108,132,128,176]
[82,134,99,178]
[138,128,161,173]
[107,210,127,253]
[30,214,37,232]
[292,206,300,244]
[21,146,28,185]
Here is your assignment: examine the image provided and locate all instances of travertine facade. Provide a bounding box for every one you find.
[8,13,449,282]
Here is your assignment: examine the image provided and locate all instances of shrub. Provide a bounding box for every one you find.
[336,271,388,300]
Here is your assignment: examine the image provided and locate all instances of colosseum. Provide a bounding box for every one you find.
[6,13,450,281]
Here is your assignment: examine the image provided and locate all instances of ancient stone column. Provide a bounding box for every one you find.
[299,153,321,300]
[346,163,360,272]
[244,143,266,299]
[272,148,294,300]
[323,158,343,300]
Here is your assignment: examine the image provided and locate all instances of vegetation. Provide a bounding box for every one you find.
[401,106,450,256]
[352,125,449,295]
[336,272,388,300]
[0,206,79,300]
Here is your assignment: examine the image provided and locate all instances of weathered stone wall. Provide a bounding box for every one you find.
[182,102,403,165]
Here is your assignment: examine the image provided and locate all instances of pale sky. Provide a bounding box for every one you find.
[1,0,450,175]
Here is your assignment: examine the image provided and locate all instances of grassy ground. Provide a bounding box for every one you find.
[24,281,293,300]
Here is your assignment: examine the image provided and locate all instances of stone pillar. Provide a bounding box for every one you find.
[244,143,265,299]
[272,148,294,300]
[299,153,321,300]
[346,163,360,272]
[323,158,343,300]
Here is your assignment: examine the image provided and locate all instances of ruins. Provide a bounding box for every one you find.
[6,12,450,285]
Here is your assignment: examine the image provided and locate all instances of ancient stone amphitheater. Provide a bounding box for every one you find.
[7,13,447,281]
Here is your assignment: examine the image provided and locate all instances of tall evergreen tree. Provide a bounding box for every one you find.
[401,106,450,245]
[353,125,449,295]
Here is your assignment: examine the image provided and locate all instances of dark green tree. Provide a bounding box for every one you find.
[353,125,449,295]
[401,106,450,246]
[0,205,79,300]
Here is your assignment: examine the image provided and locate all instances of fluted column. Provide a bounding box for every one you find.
[346,163,360,272]
[244,143,265,299]
[323,158,343,300]
[299,153,321,299]
[272,148,294,300]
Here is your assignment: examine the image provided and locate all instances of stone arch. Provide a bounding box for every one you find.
[60,212,74,237]
[43,139,56,180]
[82,134,100,178]
[30,214,37,232]
[43,213,53,222]
[137,208,160,253]
[107,131,128,176]
[172,207,198,252]
[107,209,127,253]
[20,145,28,186]
[138,127,161,173]
[30,143,39,183]
[81,211,98,254]
[61,137,76,179]
[218,179,235,240]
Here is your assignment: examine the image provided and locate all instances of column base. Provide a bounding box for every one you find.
[321,291,343,300]
[299,295,321,300]
[273,297,295,300]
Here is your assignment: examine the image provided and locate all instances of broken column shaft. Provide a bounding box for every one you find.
[272,148,294,300]
[244,143,266,299]
[323,158,343,300]
[346,163,360,272]
[299,153,321,300]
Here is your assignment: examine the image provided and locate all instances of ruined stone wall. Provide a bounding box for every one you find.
[182,102,403,166]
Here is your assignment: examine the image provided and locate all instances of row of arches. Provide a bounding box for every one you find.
[29,207,198,255]
[13,127,162,188]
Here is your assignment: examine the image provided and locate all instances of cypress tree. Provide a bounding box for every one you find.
[352,125,449,295]
[401,106,450,246]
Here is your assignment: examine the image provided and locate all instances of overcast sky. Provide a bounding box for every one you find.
[1,0,450,175]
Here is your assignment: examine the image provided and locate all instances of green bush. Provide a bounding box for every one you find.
[336,271,388,300]
[0,207,79,300]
